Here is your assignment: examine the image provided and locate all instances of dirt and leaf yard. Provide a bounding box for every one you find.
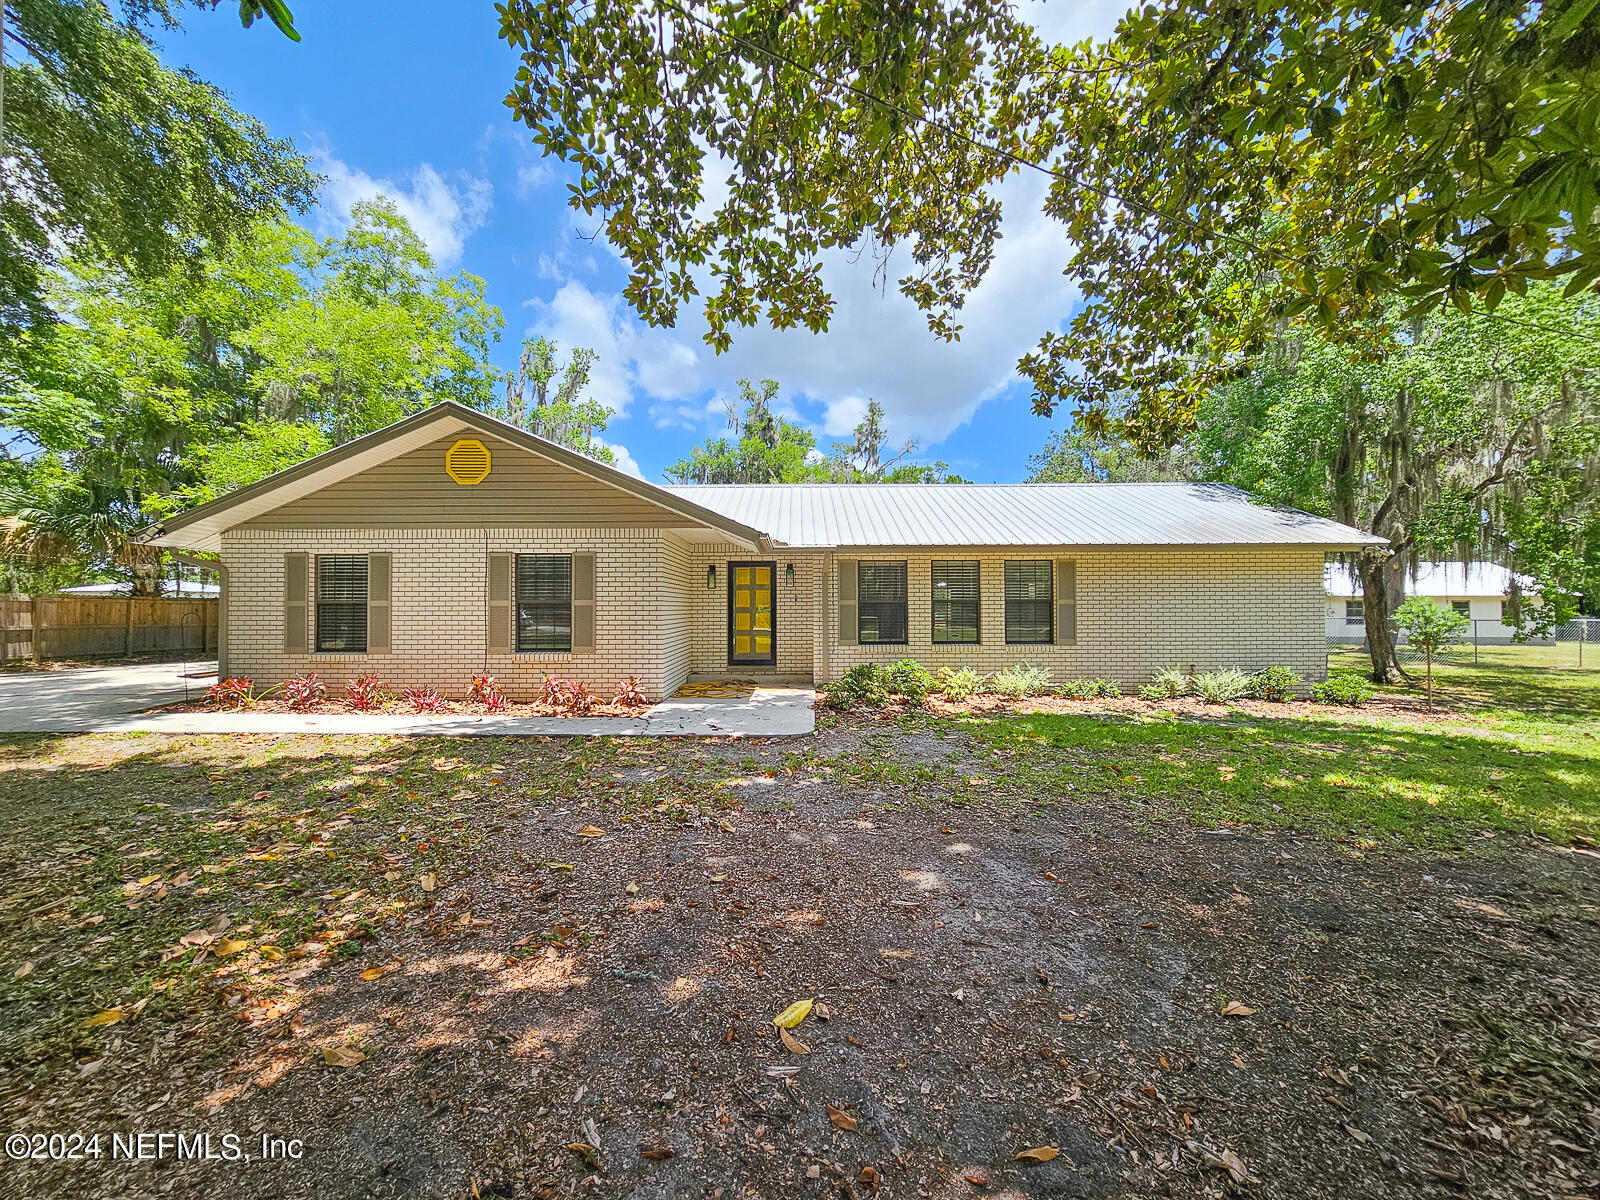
[2,666,1597,1200]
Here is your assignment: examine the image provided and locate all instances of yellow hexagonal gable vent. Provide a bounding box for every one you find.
[444,438,491,484]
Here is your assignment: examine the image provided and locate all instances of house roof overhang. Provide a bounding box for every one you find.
[136,402,774,553]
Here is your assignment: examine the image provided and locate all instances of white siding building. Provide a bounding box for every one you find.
[1325,562,1538,643]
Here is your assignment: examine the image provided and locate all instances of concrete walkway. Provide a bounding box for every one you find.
[0,660,218,733]
[0,662,814,737]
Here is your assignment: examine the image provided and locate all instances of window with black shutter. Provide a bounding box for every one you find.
[1004,561,1053,644]
[932,560,980,643]
[516,554,573,651]
[315,555,369,652]
[857,562,908,645]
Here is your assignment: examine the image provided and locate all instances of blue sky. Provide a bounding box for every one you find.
[153,1,1124,483]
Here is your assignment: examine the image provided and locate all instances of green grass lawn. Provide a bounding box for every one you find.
[957,662,1600,847]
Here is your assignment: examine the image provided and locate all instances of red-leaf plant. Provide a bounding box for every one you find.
[401,686,445,713]
[613,676,647,708]
[346,672,383,711]
[281,671,326,712]
[204,676,256,710]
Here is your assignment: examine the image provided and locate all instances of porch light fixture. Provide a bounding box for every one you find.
[706,565,717,590]
[784,563,796,589]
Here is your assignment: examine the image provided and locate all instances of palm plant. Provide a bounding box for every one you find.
[0,482,155,591]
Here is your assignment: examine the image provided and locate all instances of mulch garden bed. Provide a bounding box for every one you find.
[823,690,1476,725]
[162,696,654,719]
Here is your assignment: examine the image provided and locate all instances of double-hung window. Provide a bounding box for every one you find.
[857,562,908,645]
[1345,600,1365,626]
[315,555,369,652]
[931,560,980,644]
[1004,560,1053,644]
[516,554,573,652]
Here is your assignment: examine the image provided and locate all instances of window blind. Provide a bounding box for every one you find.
[516,554,573,652]
[857,561,908,645]
[1004,560,1053,644]
[931,560,980,644]
[316,555,369,652]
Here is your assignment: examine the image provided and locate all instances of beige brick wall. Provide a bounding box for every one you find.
[673,542,816,678]
[222,527,687,701]
[222,531,1328,699]
[819,548,1328,685]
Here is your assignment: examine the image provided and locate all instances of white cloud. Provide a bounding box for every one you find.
[542,171,1081,448]
[314,150,492,265]
[1016,0,1130,45]
[516,160,555,199]
[521,280,703,420]
[597,438,644,478]
[821,395,868,438]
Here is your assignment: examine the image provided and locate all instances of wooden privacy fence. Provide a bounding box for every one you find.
[0,595,218,664]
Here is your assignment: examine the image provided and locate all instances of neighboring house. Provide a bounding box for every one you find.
[60,581,221,598]
[1324,561,1538,643]
[141,402,1381,700]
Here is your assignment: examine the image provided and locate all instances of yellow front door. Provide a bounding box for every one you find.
[728,561,776,665]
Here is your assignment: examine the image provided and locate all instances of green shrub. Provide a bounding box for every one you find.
[885,658,936,705]
[1310,674,1374,706]
[1250,665,1304,702]
[828,663,893,710]
[935,665,984,702]
[1143,665,1192,700]
[1193,669,1252,703]
[989,662,1053,699]
[1061,677,1122,699]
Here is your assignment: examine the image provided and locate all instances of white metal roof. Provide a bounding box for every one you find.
[61,581,220,598]
[665,482,1380,549]
[1325,561,1531,599]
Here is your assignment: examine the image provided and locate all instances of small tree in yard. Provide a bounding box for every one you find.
[1393,597,1468,710]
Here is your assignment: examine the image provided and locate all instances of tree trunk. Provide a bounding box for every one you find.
[1356,552,1404,684]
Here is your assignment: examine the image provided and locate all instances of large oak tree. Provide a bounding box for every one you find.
[498,0,1600,447]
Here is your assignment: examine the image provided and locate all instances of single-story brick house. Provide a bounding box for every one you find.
[142,401,1381,699]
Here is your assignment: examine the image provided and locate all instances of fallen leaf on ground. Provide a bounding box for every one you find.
[773,998,814,1028]
[578,825,607,837]
[419,873,437,893]
[566,1142,599,1169]
[214,938,248,957]
[361,967,386,981]
[1196,1144,1250,1183]
[641,1145,673,1161]
[14,961,33,980]
[858,1165,880,1190]
[826,1104,858,1131]
[1221,1000,1255,1017]
[1016,1146,1059,1163]
[320,1045,366,1067]
[82,1008,123,1027]
[259,945,285,961]
[779,1026,810,1055]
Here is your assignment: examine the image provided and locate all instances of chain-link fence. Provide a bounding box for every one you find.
[1328,617,1600,674]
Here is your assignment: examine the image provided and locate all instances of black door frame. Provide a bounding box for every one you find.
[726,560,778,667]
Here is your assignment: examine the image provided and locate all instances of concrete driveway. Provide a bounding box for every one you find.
[0,662,814,737]
[0,660,219,733]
